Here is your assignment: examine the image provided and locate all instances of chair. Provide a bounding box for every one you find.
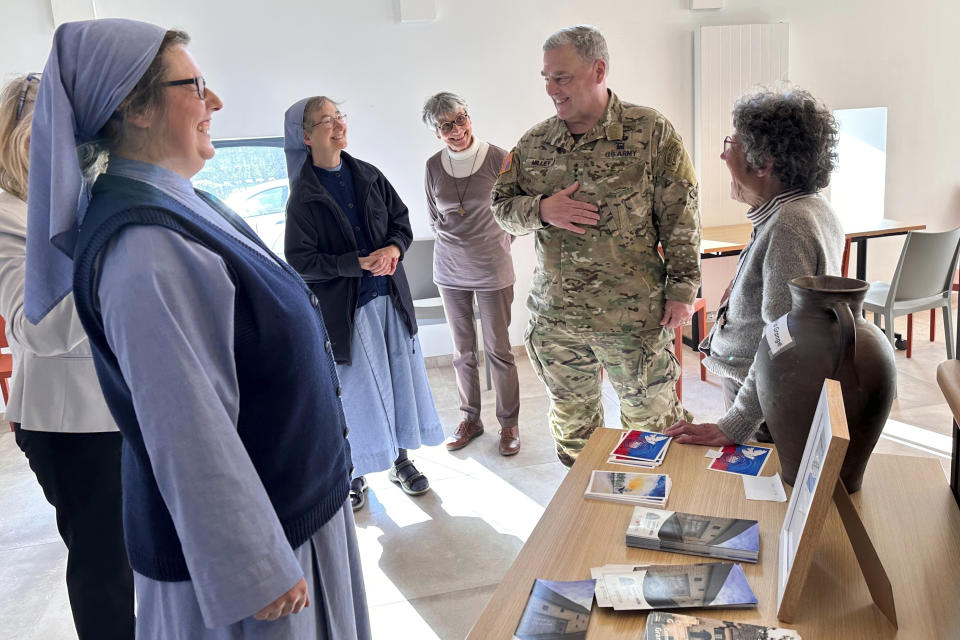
[862,228,960,359]
[403,239,491,390]
[926,268,959,347]
[0,315,14,431]
[672,297,707,402]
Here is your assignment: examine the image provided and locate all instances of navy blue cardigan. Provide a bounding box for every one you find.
[72,174,350,581]
[284,152,416,364]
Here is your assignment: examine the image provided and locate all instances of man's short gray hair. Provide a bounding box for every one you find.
[543,24,609,67]
[421,92,469,130]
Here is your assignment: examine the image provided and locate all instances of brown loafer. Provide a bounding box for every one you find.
[498,426,521,456]
[446,420,484,451]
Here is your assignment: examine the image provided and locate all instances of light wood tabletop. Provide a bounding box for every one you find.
[699,218,927,257]
[466,428,960,639]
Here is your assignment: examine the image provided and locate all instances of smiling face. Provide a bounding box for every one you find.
[145,45,222,178]
[303,100,347,166]
[435,110,473,152]
[541,45,608,133]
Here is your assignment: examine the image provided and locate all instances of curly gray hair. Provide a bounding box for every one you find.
[421,92,468,130]
[543,24,609,68]
[732,87,839,193]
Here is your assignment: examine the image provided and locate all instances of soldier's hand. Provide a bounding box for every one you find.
[539,181,600,234]
[664,421,735,446]
[660,300,695,329]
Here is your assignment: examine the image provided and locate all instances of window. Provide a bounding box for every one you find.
[192,137,289,257]
[830,107,888,229]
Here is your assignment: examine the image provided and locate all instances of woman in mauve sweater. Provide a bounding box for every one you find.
[666,87,845,446]
[421,92,521,457]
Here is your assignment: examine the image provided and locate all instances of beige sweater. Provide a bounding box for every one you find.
[0,190,116,432]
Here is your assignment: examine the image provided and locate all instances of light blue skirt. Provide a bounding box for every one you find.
[337,295,444,477]
[134,500,371,639]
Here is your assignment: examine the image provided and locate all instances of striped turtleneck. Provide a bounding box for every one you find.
[745,188,810,226]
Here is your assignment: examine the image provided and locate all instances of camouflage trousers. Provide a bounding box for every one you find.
[524,321,692,466]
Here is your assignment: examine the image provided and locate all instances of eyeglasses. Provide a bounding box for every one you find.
[437,113,469,135]
[15,73,40,121]
[307,113,347,129]
[723,135,741,155]
[162,76,206,100]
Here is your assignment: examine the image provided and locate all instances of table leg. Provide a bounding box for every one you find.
[953,419,960,509]
[684,286,704,349]
[854,237,868,281]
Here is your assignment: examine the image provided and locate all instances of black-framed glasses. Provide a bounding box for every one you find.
[16,73,40,121]
[306,113,347,130]
[162,76,206,100]
[437,113,469,135]
[723,135,741,155]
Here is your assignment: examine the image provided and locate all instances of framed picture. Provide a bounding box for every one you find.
[776,379,850,622]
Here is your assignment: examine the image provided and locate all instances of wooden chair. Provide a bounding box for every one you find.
[673,297,707,401]
[0,315,13,431]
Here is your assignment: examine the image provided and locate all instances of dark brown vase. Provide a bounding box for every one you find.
[754,275,897,491]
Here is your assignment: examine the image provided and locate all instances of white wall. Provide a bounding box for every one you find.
[3,0,958,354]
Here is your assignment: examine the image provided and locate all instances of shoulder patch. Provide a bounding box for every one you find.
[499,151,514,175]
[663,139,698,185]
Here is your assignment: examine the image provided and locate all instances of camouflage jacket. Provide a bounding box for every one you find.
[492,92,701,332]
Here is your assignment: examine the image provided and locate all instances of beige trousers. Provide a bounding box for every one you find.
[438,285,520,429]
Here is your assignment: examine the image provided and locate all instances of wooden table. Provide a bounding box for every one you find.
[936,359,960,508]
[467,428,960,639]
[700,218,926,281]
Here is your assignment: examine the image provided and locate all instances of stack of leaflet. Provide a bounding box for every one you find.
[585,470,670,507]
[591,562,758,611]
[642,612,802,639]
[607,429,672,468]
[625,506,759,563]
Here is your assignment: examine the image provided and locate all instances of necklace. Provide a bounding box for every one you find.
[448,147,480,216]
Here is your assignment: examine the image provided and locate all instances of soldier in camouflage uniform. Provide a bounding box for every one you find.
[492,25,701,467]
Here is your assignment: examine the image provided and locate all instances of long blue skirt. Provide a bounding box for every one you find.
[337,296,444,477]
[134,500,371,639]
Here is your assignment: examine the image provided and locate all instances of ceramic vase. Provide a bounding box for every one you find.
[754,275,897,491]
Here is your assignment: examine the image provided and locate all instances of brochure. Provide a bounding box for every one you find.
[643,611,802,639]
[585,470,670,507]
[607,429,673,468]
[513,578,596,640]
[626,506,759,562]
[707,444,772,477]
[597,562,758,611]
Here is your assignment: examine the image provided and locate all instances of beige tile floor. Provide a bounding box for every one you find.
[0,303,955,639]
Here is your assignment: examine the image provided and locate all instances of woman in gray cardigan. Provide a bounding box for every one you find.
[422,92,521,456]
[0,74,133,639]
[665,87,844,446]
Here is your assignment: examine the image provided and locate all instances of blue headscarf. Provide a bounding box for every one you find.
[283,98,312,193]
[25,18,166,323]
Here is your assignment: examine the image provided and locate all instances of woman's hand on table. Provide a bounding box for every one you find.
[664,421,736,446]
[254,577,310,621]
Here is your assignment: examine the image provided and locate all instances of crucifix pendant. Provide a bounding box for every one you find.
[457,206,466,216]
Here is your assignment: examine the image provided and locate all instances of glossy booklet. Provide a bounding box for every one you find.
[626,506,759,562]
[596,562,758,611]
[642,611,801,639]
[585,470,670,507]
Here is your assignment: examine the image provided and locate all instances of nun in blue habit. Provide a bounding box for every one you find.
[282,97,444,511]
[26,19,370,639]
